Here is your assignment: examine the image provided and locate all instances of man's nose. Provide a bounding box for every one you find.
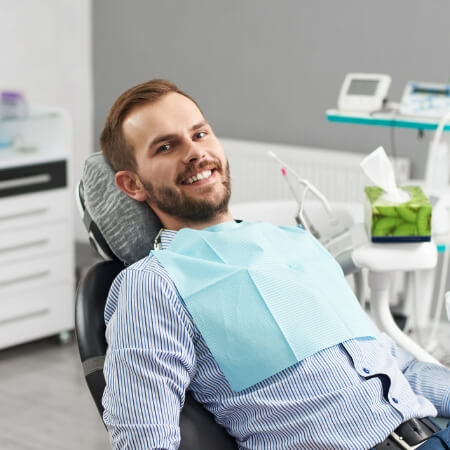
[182,141,205,164]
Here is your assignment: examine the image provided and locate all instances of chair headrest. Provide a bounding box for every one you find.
[77,152,162,266]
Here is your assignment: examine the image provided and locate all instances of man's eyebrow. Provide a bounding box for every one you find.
[148,120,209,149]
[191,120,209,131]
[149,133,176,149]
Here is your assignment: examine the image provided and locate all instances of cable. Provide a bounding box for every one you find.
[430,112,450,152]
[447,291,450,320]
[369,100,400,166]
[424,111,450,189]
[389,107,398,162]
[426,246,450,351]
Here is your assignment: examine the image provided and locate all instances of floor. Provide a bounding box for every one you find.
[0,334,110,450]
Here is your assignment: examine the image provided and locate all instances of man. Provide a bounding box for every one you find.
[100,79,450,449]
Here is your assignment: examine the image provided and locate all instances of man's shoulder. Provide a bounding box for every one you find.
[105,254,181,325]
[121,254,175,284]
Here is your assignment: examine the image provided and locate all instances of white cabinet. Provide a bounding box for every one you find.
[0,107,74,349]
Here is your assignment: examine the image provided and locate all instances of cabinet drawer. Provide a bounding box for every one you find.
[0,160,66,199]
[0,189,70,232]
[0,283,56,324]
[0,221,70,264]
[0,282,74,349]
[0,253,72,296]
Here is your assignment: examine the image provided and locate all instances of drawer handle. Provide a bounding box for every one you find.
[0,174,51,191]
[0,308,50,326]
[0,208,48,222]
[0,239,49,255]
[0,270,51,288]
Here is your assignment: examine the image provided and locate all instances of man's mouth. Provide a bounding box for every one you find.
[181,168,216,185]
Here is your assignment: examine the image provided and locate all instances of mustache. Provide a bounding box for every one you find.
[176,159,223,184]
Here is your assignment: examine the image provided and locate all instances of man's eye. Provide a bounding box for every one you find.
[195,131,207,139]
[156,144,171,153]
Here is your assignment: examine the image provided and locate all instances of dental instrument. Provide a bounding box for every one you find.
[267,151,338,238]
[280,166,320,239]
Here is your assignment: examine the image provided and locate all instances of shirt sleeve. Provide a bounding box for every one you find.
[381,333,450,417]
[103,266,197,449]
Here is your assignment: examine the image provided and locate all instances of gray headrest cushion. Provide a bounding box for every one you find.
[82,152,161,265]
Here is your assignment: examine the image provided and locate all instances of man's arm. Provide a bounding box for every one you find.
[103,266,197,449]
[382,333,450,417]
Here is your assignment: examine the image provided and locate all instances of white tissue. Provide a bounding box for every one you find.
[360,146,410,203]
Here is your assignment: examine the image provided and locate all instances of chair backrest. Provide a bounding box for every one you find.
[75,259,237,450]
[75,259,123,417]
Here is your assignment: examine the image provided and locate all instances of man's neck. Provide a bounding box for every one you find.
[160,209,234,231]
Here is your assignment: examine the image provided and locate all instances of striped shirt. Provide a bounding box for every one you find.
[103,230,450,450]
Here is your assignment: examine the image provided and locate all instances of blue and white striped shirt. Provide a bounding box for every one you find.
[103,230,450,449]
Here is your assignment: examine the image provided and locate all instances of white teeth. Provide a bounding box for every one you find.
[186,170,212,184]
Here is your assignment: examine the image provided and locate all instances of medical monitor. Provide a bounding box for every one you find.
[337,73,391,113]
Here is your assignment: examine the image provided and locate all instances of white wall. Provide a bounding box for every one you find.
[0,0,93,242]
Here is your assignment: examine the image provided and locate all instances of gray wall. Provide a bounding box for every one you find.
[93,0,450,178]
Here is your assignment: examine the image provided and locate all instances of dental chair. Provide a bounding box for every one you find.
[74,153,363,449]
[76,260,237,450]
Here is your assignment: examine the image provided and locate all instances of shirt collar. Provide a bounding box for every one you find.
[159,229,177,250]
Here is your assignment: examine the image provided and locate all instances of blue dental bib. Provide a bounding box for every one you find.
[153,221,376,391]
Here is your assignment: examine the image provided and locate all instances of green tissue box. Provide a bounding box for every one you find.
[364,186,432,242]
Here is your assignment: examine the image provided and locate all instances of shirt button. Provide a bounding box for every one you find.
[392,397,399,404]
[363,368,370,374]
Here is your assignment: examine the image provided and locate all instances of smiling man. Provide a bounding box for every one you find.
[100,79,450,450]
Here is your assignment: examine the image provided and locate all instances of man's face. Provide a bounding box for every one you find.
[122,92,231,227]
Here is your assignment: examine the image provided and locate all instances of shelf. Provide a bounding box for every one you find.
[0,106,70,170]
[326,109,450,131]
[0,109,63,124]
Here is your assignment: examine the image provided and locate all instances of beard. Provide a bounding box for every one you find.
[141,160,231,223]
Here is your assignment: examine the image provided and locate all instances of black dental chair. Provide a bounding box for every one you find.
[74,153,237,449]
[75,260,237,450]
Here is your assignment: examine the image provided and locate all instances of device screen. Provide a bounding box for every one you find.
[347,79,378,96]
[412,86,450,97]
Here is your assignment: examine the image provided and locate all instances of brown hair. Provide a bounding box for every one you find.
[100,79,199,172]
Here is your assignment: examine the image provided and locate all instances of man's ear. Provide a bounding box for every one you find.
[115,170,148,202]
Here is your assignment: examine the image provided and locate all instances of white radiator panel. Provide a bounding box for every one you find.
[222,137,410,205]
